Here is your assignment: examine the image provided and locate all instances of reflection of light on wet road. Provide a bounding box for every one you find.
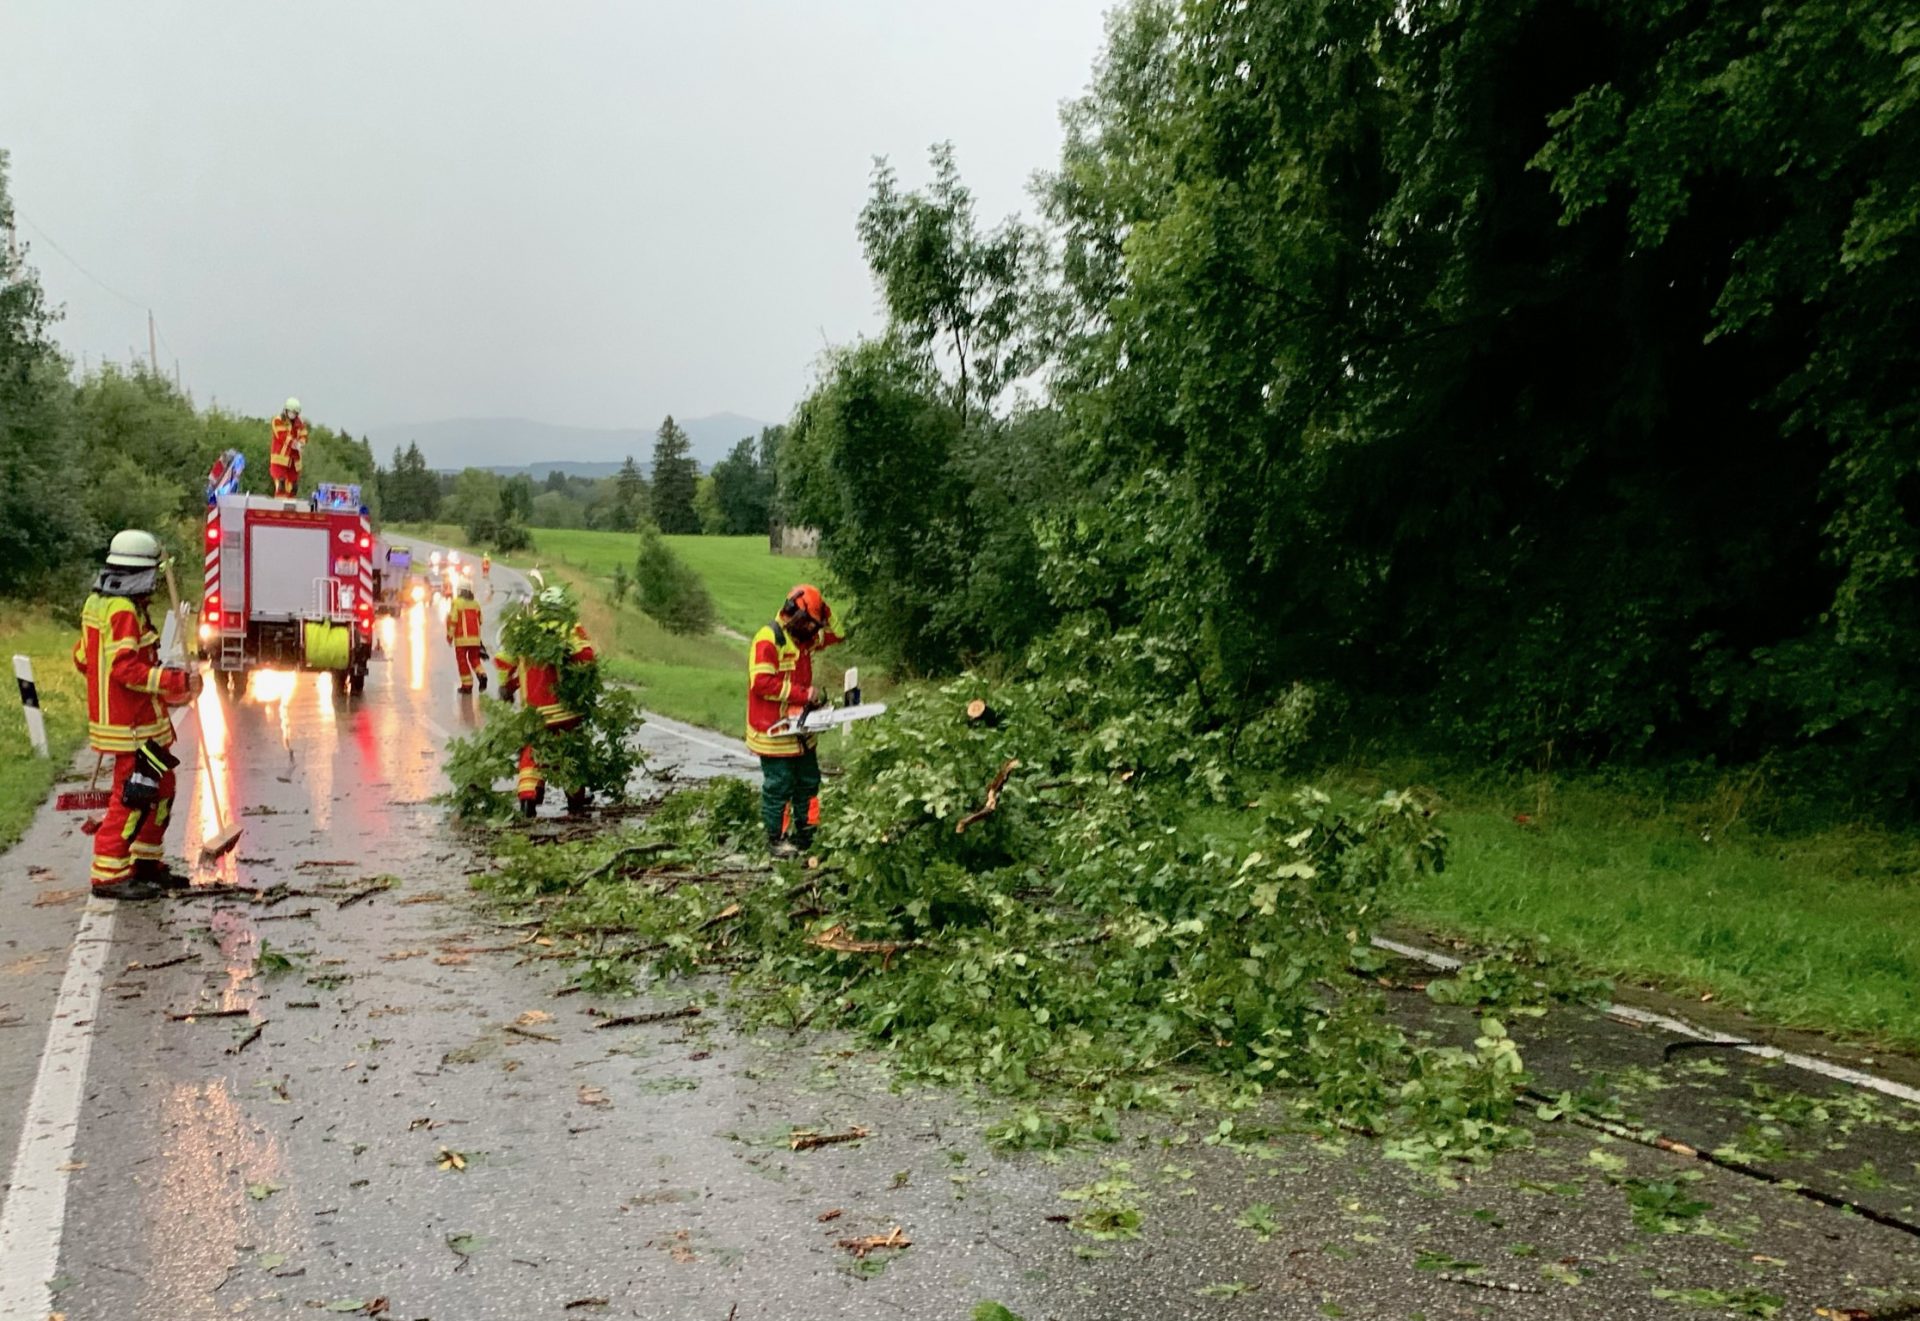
[140,1079,286,1316]
[248,667,297,750]
[310,672,336,827]
[188,673,237,858]
[377,613,397,656]
[407,601,427,690]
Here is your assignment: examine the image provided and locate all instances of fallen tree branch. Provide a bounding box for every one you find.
[808,924,925,971]
[582,841,676,881]
[505,1024,560,1043]
[956,758,1021,835]
[226,1021,266,1054]
[337,881,393,909]
[168,1007,252,1021]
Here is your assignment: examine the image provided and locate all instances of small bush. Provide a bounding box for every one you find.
[634,525,715,636]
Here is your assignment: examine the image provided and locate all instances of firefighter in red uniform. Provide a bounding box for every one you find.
[446,584,488,694]
[269,396,309,497]
[72,530,202,900]
[495,586,596,817]
[746,584,842,858]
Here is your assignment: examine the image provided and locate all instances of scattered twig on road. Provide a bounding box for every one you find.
[1523,1087,1920,1240]
[338,881,393,909]
[505,1024,561,1043]
[1437,1272,1543,1295]
[254,908,317,923]
[226,1021,266,1054]
[593,1005,700,1030]
[791,1125,871,1151]
[167,1008,252,1021]
[126,954,197,972]
[836,1225,909,1257]
[296,859,359,869]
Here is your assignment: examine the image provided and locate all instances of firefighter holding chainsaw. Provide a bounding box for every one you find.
[269,396,309,497]
[746,584,841,858]
[72,531,202,900]
[447,584,488,694]
[495,585,596,816]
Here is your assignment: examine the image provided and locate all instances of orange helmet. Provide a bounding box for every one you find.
[785,583,830,627]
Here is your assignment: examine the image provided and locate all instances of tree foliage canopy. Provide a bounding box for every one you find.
[781,0,1920,800]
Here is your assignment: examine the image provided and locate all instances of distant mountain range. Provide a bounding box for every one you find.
[365,413,771,475]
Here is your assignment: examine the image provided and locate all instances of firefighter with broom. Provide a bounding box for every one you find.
[71,531,202,900]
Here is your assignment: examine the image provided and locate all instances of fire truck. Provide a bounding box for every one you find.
[200,452,376,695]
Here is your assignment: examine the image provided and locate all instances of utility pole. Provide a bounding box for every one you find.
[147,310,158,374]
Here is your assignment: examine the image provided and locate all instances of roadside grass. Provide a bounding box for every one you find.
[0,606,88,849]
[515,528,815,637]
[1208,765,1920,1053]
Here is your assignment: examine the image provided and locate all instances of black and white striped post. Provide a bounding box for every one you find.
[13,654,49,758]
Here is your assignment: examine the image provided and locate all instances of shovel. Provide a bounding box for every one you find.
[161,558,243,859]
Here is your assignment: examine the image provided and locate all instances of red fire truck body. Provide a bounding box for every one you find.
[202,483,375,694]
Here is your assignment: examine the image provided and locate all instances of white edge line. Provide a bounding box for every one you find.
[1371,935,1920,1107]
[643,718,756,761]
[0,901,118,1318]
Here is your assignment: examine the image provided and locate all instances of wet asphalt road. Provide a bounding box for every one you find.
[3,547,1919,1320]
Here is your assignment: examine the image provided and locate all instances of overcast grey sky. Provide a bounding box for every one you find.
[0,1,1111,439]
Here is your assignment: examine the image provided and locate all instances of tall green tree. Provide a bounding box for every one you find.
[709,434,776,536]
[0,150,95,593]
[649,416,700,534]
[857,143,1042,426]
[608,454,646,531]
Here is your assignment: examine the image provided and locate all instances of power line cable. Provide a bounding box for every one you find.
[15,212,149,310]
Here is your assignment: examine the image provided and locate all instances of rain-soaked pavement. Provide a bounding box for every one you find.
[2,547,1919,1320]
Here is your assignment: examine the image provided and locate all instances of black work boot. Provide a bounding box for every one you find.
[519,797,539,820]
[135,859,194,891]
[477,672,489,693]
[93,877,164,902]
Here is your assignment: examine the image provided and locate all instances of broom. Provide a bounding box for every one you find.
[55,755,112,816]
[162,558,243,859]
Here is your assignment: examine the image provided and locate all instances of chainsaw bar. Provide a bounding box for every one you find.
[765,702,889,737]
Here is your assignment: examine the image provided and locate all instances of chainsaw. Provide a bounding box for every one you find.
[765,666,887,738]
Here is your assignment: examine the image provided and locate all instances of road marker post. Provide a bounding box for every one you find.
[12,655,49,758]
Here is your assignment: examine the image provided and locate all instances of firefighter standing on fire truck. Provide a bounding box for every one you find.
[447,583,488,694]
[72,531,202,900]
[269,397,309,497]
[495,586,596,816]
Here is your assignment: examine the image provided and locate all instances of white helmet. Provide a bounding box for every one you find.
[105,529,162,569]
[284,396,302,414]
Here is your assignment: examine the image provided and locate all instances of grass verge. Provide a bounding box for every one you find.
[1333,765,1920,1053]
[0,606,88,849]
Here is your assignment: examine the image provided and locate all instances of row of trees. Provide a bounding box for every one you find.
[2,152,380,600]
[779,0,1920,804]
[377,418,784,549]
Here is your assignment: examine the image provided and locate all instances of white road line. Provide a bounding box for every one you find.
[0,902,117,1319]
[1371,935,1920,1107]
[644,718,755,761]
